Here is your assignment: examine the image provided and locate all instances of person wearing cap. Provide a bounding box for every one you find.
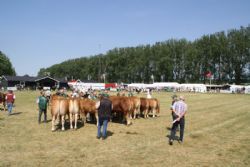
[170,94,179,131]
[95,93,112,140]
[170,94,178,119]
[169,95,187,145]
[36,91,48,124]
[5,90,16,115]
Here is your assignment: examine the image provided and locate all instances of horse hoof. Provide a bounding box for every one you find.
[127,123,132,126]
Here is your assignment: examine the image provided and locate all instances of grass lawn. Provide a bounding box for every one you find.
[0,91,250,167]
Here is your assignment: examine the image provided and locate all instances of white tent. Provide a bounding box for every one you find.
[145,82,180,90]
[152,82,179,88]
[245,85,250,94]
[180,84,207,93]
[230,85,244,93]
[128,83,148,89]
[68,81,105,91]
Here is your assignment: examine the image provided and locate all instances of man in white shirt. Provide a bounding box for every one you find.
[169,96,187,145]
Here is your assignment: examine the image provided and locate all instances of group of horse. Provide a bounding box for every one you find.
[49,94,160,131]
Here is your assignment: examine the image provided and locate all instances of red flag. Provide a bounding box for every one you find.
[205,71,212,78]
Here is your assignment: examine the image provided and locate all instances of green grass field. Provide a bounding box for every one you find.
[0,91,250,167]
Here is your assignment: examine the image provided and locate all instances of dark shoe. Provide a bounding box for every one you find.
[96,136,101,139]
[169,139,173,145]
[102,136,107,140]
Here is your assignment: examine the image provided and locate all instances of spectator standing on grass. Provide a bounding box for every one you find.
[146,89,152,99]
[169,95,187,145]
[71,89,79,98]
[36,91,48,124]
[45,88,51,101]
[5,90,15,115]
[95,93,112,140]
[56,88,68,97]
[170,94,179,128]
[170,94,178,119]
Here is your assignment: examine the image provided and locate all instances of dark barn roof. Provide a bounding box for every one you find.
[3,75,38,82]
[2,75,67,83]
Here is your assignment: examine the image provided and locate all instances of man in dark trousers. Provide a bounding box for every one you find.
[96,93,112,140]
[36,91,48,124]
[169,95,187,145]
[170,94,179,131]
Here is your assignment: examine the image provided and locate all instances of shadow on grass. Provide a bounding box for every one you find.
[126,131,139,135]
[10,112,22,116]
[52,120,85,132]
[46,119,52,123]
[166,126,180,131]
[166,127,171,130]
[166,134,180,141]
[107,131,114,138]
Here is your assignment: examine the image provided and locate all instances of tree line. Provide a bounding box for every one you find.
[0,51,16,76]
[38,25,250,84]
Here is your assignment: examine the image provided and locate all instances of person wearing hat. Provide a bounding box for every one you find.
[95,93,112,140]
[169,95,187,145]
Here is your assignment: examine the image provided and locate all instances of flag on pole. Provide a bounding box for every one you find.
[205,71,212,78]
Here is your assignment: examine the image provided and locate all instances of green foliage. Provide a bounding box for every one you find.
[0,51,16,76]
[38,25,250,84]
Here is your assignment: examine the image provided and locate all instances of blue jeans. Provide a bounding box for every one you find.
[7,103,13,115]
[97,118,108,138]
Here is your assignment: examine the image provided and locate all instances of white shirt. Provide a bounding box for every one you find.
[173,100,187,116]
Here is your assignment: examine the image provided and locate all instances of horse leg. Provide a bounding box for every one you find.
[95,112,99,127]
[133,109,137,119]
[4,102,6,112]
[74,113,78,129]
[126,112,131,125]
[61,115,65,131]
[70,113,73,129]
[152,108,156,118]
[144,109,148,118]
[51,115,56,131]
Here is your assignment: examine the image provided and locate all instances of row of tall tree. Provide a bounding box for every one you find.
[0,51,16,76]
[38,25,250,84]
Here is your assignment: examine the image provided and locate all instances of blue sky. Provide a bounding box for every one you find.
[0,0,249,76]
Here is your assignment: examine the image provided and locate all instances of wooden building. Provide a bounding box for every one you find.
[0,75,68,90]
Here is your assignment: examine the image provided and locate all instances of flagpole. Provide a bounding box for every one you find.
[210,76,211,92]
